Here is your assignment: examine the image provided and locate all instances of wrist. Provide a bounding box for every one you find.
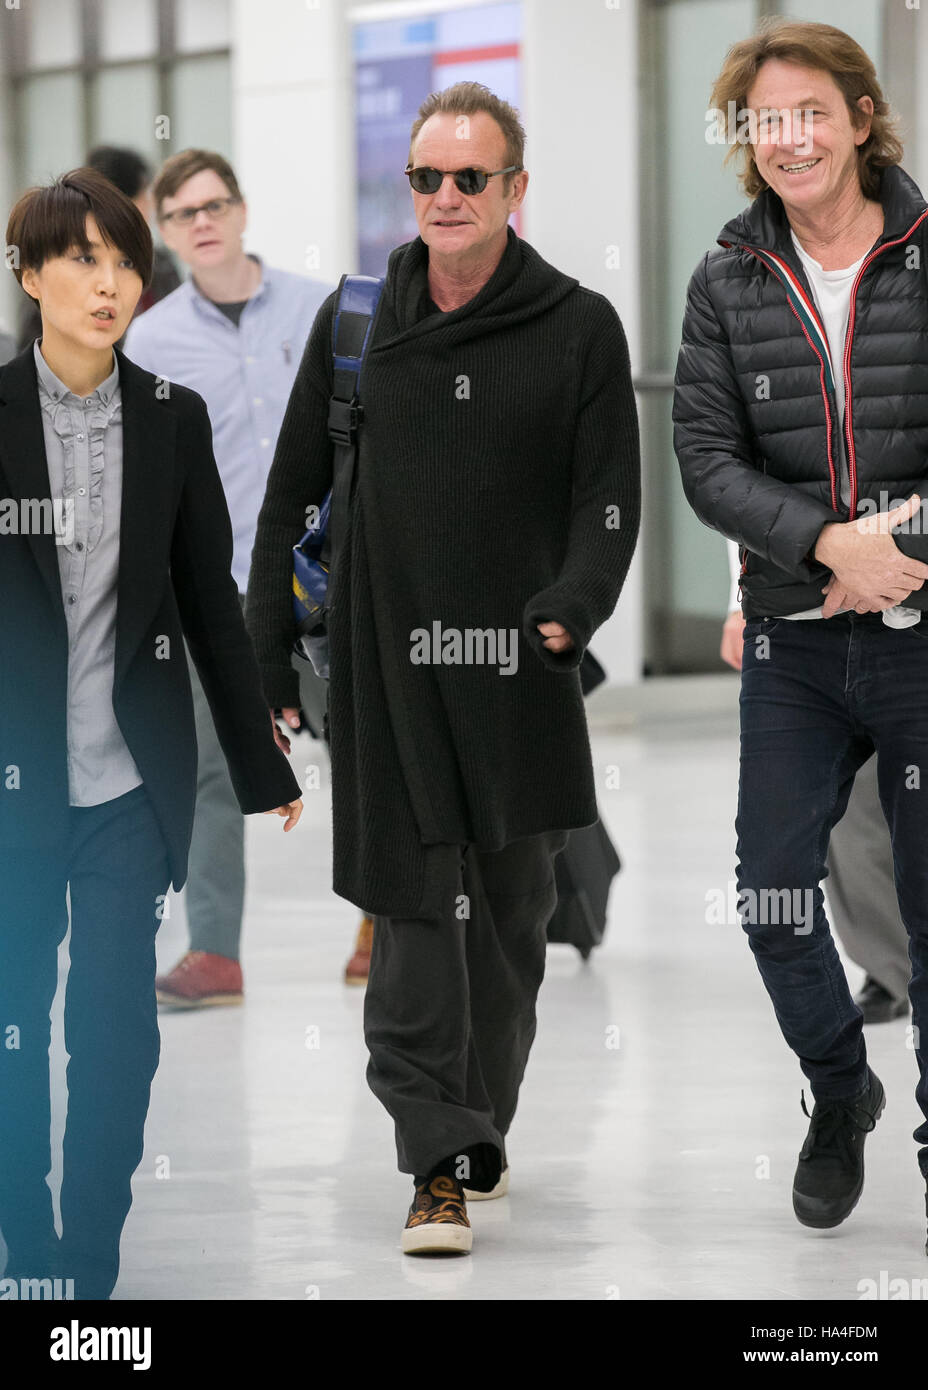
[813,522,839,566]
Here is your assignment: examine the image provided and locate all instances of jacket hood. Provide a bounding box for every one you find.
[374,225,580,350]
[716,163,928,253]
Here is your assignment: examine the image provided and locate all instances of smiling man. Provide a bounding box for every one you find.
[0,168,302,1299]
[246,82,640,1255]
[675,20,928,1241]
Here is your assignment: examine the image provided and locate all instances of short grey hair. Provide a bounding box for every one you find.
[409,82,526,191]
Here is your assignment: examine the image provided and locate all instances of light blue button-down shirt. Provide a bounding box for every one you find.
[34,340,144,806]
[124,258,333,592]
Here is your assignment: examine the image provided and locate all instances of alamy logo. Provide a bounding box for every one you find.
[858,1271,928,1300]
[49,1319,151,1370]
[705,880,814,933]
[0,1275,74,1300]
[409,622,519,676]
[0,496,75,546]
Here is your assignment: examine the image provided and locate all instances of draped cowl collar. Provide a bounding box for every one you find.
[375,225,581,349]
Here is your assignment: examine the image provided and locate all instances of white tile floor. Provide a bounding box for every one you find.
[32,704,928,1299]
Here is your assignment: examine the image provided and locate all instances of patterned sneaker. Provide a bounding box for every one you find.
[344,916,374,986]
[155,951,243,1009]
[402,1174,473,1255]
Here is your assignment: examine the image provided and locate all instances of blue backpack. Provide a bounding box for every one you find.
[292,273,384,676]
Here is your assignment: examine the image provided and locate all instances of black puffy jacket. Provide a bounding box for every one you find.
[673,164,928,617]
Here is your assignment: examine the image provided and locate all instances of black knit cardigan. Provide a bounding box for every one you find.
[245,227,640,917]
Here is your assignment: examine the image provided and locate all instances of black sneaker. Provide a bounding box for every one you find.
[855,976,908,1024]
[792,1067,885,1229]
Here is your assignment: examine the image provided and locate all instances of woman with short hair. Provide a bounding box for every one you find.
[0,168,302,1299]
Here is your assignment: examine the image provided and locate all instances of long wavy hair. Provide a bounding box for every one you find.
[709,18,903,199]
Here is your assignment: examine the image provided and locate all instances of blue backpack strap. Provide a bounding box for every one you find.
[328,273,385,445]
[320,273,385,576]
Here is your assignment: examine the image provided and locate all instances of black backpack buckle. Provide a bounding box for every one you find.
[328,397,363,447]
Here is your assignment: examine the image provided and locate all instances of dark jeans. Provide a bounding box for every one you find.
[0,783,170,1297]
[364,829,569,1192]
[737,610,928,1174]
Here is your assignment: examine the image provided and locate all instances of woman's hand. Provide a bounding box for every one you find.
[263,799,303,831]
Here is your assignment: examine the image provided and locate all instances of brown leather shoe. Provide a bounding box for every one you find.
[401,1174,472,1255]
[155,951,243,1009]
[344,915,374,986]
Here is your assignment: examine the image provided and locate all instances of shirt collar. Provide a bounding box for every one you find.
[189,253,270,315]
[33,338,120,406]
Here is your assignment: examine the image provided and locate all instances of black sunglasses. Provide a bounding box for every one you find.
[404,164,522,196]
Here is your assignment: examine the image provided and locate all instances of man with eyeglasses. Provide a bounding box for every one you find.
[124,149,332,1010]
[246,82,640,1255]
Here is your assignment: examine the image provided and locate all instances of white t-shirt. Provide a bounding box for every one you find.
[729,232,919,628]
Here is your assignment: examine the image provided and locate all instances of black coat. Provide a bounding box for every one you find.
[0,344,301,888]
[246,229,640,917]
[673,164,928,617]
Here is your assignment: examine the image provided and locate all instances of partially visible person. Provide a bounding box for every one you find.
[125,149,332,1009]
[344,916,374,986]
[0,168,302,1299]
[16,145,180,351]
[722,540,909,1022]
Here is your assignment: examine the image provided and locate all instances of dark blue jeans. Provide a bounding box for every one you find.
[738,610,928,1176]
[0,783,170,1297]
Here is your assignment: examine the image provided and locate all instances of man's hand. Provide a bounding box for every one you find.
[720,610,746,670]
[537,621,575,654]
[819,574,883,619]
[271,707,302,755]
[263,799,303,831]
[815,493,928,618]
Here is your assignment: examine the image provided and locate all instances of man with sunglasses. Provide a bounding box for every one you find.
[125,149,332,1011]
[247,82,640,1255]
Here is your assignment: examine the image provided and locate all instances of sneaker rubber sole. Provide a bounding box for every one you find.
[155,991,244,1009]
[401,1223,473,1255]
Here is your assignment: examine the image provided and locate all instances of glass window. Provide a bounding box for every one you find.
[90,64,161,165]
[641,0,755,672]
[21,72,84,184]
[25,0,81,70]
[786,0,881,68]
[176,0,231,54]
[169,56,233,156]
[99,0,159,62]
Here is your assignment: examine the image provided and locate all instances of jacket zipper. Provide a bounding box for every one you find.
[841,208,928,519]
[729,212,928,521]
[737,548,748,604]
[733,245,838,513]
